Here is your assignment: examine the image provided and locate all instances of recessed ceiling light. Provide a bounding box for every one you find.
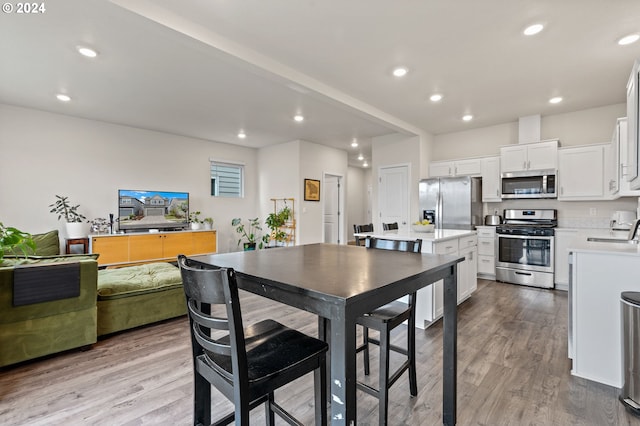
[430,94,443,102]
[462,114,473,121]
[392,67,408,77]
[618,34,640,46]
[76,46,98,58]
[363,161,369,168]
[523,24,544,36]
[56,94,71,102]
[293,114,304,122]
[238,131,246,139]
[549,96,563,104]
[351,139,358,148]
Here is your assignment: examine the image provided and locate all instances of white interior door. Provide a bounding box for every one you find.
[378,165,409,231]
[323,174,341,244]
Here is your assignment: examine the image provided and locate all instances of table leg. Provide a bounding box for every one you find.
[329,312,357,424]
[443,265,458,426]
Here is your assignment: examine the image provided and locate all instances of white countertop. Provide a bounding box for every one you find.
[567,228,640,256]
[354,228,476,243]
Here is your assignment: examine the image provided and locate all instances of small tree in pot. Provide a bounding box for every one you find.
[264,205,291,247]
[49,195,88,238]
[232,217,264,251]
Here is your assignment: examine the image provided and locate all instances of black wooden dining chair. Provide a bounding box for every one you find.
[178,255,328,426]
[355,237,422,425]
[353,223,374,246]
[382,222,399,231]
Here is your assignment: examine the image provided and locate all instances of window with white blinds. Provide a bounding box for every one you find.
[210,161,244,197]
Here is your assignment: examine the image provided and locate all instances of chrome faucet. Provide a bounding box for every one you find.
[628,219,640,241]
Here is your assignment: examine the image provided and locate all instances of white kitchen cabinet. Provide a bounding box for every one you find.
[554,228,578,290]
[429,158,481,177]
[612,118,640,197]
[569,248,640,387]
[500,140,558,173]
[627,60,640,189]
[415,234,477,328]
[481,156,501,202]
[458,236,478,302]
[476,226,496,279]
[557,144,608,200]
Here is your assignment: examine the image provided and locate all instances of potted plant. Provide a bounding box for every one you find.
[203,217,214,230]
[189,211,203,230]
[265,205,292,247]
[49,195,88,238]
[232,217,263,251]
[0,222,35,262]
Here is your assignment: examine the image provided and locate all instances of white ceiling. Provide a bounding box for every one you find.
[1,0,640,167]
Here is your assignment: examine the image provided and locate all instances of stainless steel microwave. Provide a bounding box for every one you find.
[501,169,557,199]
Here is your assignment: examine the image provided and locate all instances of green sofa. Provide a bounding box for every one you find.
[0,229,186,366]
[0,254,98,367]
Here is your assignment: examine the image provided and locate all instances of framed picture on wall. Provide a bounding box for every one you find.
[304,179,320,201]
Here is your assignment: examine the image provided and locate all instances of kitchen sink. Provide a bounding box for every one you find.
[586,237,639,244]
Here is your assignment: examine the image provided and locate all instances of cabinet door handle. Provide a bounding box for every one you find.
[496,189,499,196]
[527,160,531,169]
[523,161,527,169]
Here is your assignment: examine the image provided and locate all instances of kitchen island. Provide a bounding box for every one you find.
[354,228,477,328]
[568,237,640,387]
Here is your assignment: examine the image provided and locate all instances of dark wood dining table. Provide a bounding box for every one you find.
[190,243,462,425]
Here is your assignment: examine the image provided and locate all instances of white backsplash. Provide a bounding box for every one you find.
[485,197,639,230]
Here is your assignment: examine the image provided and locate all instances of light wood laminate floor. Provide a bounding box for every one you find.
[2,279,640,425]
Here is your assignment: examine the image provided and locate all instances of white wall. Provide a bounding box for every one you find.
[346,166,367,240]
[0,104,259,253]
[542,104,625,146]
[432,103,627,161]
[258,139,348,245]
[371,134,425,229]
[298,140,348,244]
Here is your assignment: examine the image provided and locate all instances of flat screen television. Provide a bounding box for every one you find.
[118,189,189,232]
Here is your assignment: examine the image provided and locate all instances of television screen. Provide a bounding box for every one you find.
[118,189,189,232]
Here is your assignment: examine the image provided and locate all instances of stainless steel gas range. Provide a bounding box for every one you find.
[495,209,557,289]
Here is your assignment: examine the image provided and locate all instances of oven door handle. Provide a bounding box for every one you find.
[497,234,553,240]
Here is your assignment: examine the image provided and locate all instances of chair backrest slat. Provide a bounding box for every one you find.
[354,223,374,233]
[365,237,422,253]
[382,222,399,231]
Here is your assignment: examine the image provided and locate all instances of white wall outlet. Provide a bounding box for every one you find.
[589,208,597,216]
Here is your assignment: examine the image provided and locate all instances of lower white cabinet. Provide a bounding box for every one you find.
[476,226,496,279]
[415,234,478,328]
[554,228,579,291]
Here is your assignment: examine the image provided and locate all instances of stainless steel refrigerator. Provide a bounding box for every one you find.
[419,176,482,230]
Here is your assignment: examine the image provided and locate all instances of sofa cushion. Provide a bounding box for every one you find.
[32,230,61,256]
[6,230,60,256]
[97,262,183,300]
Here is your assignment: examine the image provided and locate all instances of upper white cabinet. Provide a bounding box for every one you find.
[480,156,501,202]
[612,117,640,197]
[500,140,558,173]
[429,158,481,177]
[558,143,611,200]
[627,60,640,189]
